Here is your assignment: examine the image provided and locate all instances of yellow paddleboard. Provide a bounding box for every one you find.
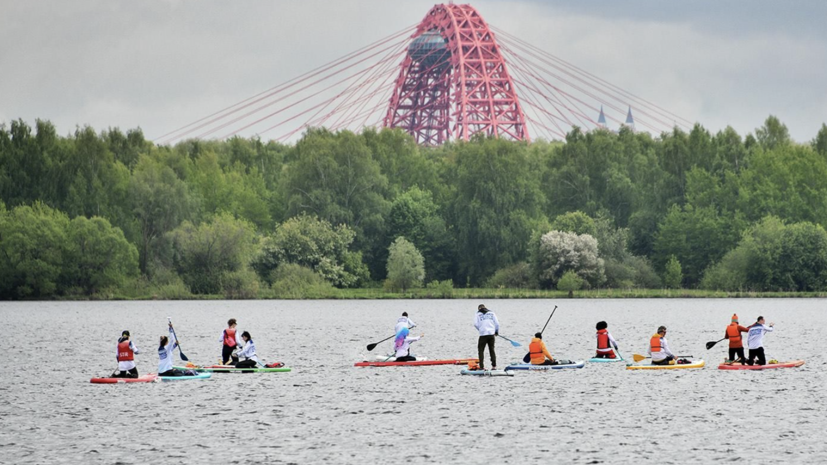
[626,360,705,370]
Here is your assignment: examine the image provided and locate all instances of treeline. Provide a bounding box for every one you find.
[2,117,827,299]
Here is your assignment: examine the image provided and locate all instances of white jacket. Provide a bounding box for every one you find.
[747,324,774,350]
[474,311,500,336]
[394,316,416,334]
[395,336,421,358]
[238,340,258,362]
[648,336,674,361]
[158,327,177,373]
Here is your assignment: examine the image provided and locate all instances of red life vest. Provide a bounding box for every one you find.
[726,323,743,348]
[223,328,237,347]
[596,329,611,349]
[650,335,662,352]
[117,340,134,361]
[529,339,546,364]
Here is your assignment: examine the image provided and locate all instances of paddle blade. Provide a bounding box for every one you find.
[366,343,378,352]
[510,340,522,348]
[179,351,189,362]
[705,341,718,350]
[633,353,647,362]
[522,353,530,363]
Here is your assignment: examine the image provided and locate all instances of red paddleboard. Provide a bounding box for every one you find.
[355,358,477,367]
[90,374,158,384]
[718,360,804,370]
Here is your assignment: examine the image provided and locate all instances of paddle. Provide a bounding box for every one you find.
[167,317,189,362]
[523,305,558,362]
[366,325,417,351]
[706,338,726,350]
[497,334,522,347]
[633,353,693,362]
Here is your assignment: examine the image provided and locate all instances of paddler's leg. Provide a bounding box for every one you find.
[489,336,497,369]
[747,349,756,366]
[395,355,416,362]
[477,336,487,370]
[222,345,234,365]
[728,347,736,362]
[126,367,138,378]
[736,348,746,365]
[755,347,766,366]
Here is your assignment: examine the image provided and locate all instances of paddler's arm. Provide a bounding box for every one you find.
[609,333,619,350]
[131,341,140,354]
[542,342,554,362]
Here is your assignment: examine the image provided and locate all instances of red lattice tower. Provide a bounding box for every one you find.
[383,3,529,145]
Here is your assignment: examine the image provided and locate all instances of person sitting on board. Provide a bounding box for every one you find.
[235,331,259,368]
[746,316,774,366]
[394,311,416,335]
[724,314,749,365]
[648,326,676,365]
[474,303,500,370]
[113,330,141,378]
[393,326,424,362]
[220,318,242,365]
[594,321,619,359]
[157,322,196,376]
[529,333,555,365]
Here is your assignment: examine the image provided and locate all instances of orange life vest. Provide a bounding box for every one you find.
[726,323,744,348]
[596,329,611,349]
[117,340,134,361]
[529,339,546,364]
[650,334,662,352]
[223,328,237,347]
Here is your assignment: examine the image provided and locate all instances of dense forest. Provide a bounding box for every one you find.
[2,116,827,299]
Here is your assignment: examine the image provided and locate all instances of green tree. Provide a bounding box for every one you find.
[557,270,584,295]
[550,211,596,237]
[755,115,791,151]
[63,216,139,295]
[663,255,683,289]
[533,230,604,289]
[814,124,827,157]
[385,236,425,292]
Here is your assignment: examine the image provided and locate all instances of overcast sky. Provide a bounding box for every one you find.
[2,0,825,143]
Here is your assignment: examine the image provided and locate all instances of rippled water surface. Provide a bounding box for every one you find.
[1,299,825,464]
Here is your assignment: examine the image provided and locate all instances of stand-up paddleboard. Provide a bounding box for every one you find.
[626,360,705,370]
[356,358,478,367]
[90,374,158,384]
[460,369,514,376]
[589,357,625,363]
[160,372,212,381]
[505,360,585,371]
[175,365,291,373]
[718,360,804,370]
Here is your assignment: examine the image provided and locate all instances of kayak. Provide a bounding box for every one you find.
[589,357,625,363]
[626,360,705,370]
[356,358,477,367]
[90,374,158,384]
[159,372,212,381]
[718,360,805,370]
[174,365,291,373]
[460,369,513,377]
[505,360,585,371]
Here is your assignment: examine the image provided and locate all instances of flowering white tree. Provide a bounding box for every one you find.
[535,230,605,288]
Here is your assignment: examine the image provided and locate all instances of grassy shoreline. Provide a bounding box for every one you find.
[39,287,827,301]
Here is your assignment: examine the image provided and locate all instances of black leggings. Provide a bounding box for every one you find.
[651,355,675,365]
[748,347,766,366]
[395,355,416,362]
[728,347,746,364]
[478,335,496,368]
[112,367,138,378]
[160,369,195,377]
[222,345,238,365]
[235,359,257,368]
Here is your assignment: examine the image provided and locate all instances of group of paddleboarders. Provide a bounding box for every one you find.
[724,314,775,365]
[110,318,264,378]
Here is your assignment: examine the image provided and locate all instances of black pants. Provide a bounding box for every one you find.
[478,335,496,369]
[534,359,555,365]
[236,359,257,368]
[112,367,138,378]
[395,355,416,362]
[222,345,238,365]
[160,369,195,377]
[728,347,746,364]
[651,355,675,365]
[748,347,766,366]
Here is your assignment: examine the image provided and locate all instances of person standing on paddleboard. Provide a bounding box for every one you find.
[235,331,259,368]
[648,326,676,365]
[394,312,417,335]
[220,319,242,365]
[113,330,141,378]
[724,314,749,365]
[746,316,774,366]
[529,333,555,365]
[595,321,619,359]
[474,304,500,370]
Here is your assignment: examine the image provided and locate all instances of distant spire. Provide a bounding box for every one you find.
[625,106,635,130]
[597,105,607,128]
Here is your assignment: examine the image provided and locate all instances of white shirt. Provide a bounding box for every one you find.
[474,311,500,336]
[395,335,421,358]
[117,340,140,371]
[648,336,674,361]
[747,324,774,350]
[158,328,177,373]
[238,340,258,362]
[394,316,416,335]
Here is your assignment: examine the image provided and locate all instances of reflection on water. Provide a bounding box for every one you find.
[1,299,824,463]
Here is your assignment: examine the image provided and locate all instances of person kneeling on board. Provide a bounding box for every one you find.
[649,326,676,365]
[594,321,619,359]
[235,331,260,368]
[529,333,555,365]
[725,314,749,365]
[393,326,424,362]
[113,331,141,378]
[746,316,774,366]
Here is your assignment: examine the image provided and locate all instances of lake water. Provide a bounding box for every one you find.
[1,299,824,464]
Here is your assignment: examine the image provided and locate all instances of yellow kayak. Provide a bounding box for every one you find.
[626,359,705,370]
